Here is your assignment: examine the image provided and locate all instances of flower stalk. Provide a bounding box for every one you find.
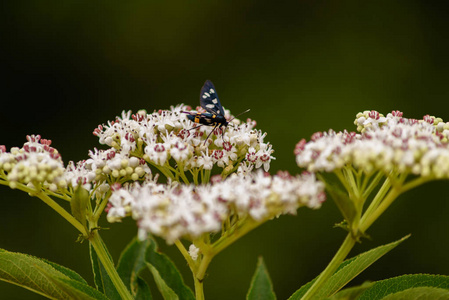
[301,234,355,300]
[89,232,134,300]
[296,110,449,299]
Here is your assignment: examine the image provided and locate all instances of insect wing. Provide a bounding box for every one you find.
[200,80,225,116]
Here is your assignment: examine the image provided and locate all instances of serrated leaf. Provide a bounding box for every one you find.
[328,282,374,300]
[382,286,449,300]
[89,241,121,300]
[145,237,195,300]
[42,259,88,285]
[117,237,152,299]
[0,248,105,300]
[70,186,90,229]
[247,257,276,300]
[289,235,410,299]
[359,274,449,299]
[38,265,109,300]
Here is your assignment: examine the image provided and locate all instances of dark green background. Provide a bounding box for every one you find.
[1,1,449,299]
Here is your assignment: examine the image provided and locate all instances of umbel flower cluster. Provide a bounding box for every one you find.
[295,110,449,178]
[107,170,325,244]
[92,105,275,183]
[0,135,66,192]
[0,104,305,246]
[0,104,275,196]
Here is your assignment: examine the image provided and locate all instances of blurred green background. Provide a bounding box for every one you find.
[1,1,449,299]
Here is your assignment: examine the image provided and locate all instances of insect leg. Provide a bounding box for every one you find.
[203,123,219,145]
[188,124,204,131]
[221,124,227,140]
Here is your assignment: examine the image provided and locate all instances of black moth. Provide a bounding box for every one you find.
[183,80,249,143]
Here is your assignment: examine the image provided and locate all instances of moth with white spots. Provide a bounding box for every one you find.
[183,80,249,143]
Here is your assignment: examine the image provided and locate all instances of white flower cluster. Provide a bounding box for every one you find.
[296,110,449,178]
[93,105,275,174]
[65,148,151,191]
[106,171,325,244]
[0,135,67,191]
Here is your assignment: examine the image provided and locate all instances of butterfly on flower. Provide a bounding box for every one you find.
[183,80,249,143]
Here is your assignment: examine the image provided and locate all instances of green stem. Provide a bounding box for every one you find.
[175,238,208,299]
[194,218,261,284]
[36,192,88,236]
[401,176,432,194]
[212,218,260,255]
[202,169,211,184]
[174,240,195,271]
[177,164,190,184]
[191,169,199,185]
[92,190,111,221]
[301,234,356,300]
[149,162,175,181]
[334,169,353,195]
[45,190,71,202]
[343,167,360,199]
[194,274,205,300]
[361,171,384,199]
[359,187,401,232]
[89,232,134,300]
[225,156,246,177]
[196,251,214,282]
[360,176,392,227]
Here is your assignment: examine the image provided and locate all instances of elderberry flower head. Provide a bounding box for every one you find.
[296,110,449,178]
[0,135,66,192]
[92,105,275,182]
[64,148,152,191]
[106,170,325,244]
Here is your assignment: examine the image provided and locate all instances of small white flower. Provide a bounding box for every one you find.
[254,143,275,172]
[171,142,191,163]
[296,110,449,179]
[0,135,66,191]
[188,244,200,261]
[198,151,213,170]
[93,104,275,176]
[107,170,325,244]
[145,143,169,166]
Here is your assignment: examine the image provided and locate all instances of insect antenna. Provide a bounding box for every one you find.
[218,109,251,141]
[228,109,250,123]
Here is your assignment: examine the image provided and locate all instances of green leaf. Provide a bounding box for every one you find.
[328,282,374,300]
[147,263,180,300]
[90,242,121,300]
[359,274,449,299]
[70,186,90,230]
[42,258,88,284]
[38,265,109,300]
[382,287,449,300]
[289,235,410,299]
[0,248,106,300]
[145,236,195,300]
[247,257,276,300]
[117,237,152,299]
[134,277,153,300]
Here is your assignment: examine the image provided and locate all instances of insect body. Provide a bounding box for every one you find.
[183,80,249,143]
[184,80,229,142]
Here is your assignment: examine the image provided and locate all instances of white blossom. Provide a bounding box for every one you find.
[106,170,325,244]
[0,135,66,191]
[93,105,275,174]
[296,110,449,178]
[189,244,200,261]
